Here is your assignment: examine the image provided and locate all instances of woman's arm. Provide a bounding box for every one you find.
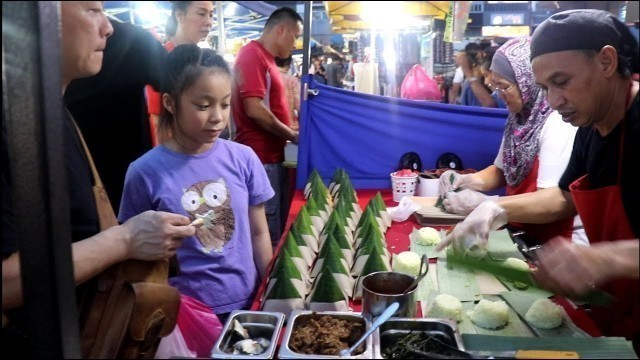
[473,165,507,191]
[248,204,273,281]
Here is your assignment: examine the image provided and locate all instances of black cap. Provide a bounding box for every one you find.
[531,9,639,72]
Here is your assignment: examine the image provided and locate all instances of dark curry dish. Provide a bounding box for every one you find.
[288,313,366,355]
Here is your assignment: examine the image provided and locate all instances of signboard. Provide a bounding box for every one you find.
[444,1,472,43]
[482,25,530,37]
[443,1,454,42]
[490,13,525,25]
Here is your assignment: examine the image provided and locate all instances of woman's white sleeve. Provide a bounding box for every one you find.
[536,111,578,188]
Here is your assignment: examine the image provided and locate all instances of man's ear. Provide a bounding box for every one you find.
[162,93,175,115]
[598,45,619,78]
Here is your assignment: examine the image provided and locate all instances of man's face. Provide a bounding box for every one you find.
[276,21,303,59]
[61,1,113,83]
[532,50,607,127]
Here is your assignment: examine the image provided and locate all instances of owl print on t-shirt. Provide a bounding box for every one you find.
[181,178,235,253]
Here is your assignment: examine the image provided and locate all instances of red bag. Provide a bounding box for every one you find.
[400,64,441,101]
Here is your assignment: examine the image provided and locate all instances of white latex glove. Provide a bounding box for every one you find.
[443,189,498,216]
[437,170,484,197]
[435,201,508,258]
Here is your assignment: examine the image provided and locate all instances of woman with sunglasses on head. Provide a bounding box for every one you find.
[437,37,586,252]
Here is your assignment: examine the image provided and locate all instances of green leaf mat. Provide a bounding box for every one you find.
[462,334,638,359]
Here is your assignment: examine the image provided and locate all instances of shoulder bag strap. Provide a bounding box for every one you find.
[67,111,118,230]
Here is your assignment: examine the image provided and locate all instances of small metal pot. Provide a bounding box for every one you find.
[361,271,417,319]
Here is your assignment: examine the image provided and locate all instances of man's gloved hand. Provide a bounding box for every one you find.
[443,189,498,216]
[435,201,508,258]
[437,170,484,197]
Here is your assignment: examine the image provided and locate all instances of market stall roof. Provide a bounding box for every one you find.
[325,1,450,33]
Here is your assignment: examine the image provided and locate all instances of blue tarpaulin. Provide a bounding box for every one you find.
[296,75,510,190]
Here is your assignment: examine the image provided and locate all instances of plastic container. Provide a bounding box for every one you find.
[416,176,439,197]
[390,172,418,202]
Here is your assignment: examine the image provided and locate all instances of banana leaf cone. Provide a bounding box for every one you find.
[328,168,345,197]
[373,191,391,228]
[304,169,323,199]
[340,180,362,217]
[329,228,355,268]
[320,209,351,247]
[277,243,310,279]
[365,201,387,234]
[306,267,350,312]
[354,231,390,262]
[311,233,349,279]
[284,231,313,268]
[294,205,319,240]
[311,183,332,222]
[354,214,387,250]
[333,197,356,233]
[265,254,309,300]
[352,246,392,300]
[305,195,325,235]
[336,186,361,226]
[262,276,305,318]
[309,245,353,297]
[289,224,318,254]
[354,206,375,238]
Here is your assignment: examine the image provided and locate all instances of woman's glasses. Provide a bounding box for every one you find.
[488,83,517,94]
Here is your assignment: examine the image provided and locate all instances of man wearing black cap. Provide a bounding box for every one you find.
[437,9,639,350]
[529,9,639,349]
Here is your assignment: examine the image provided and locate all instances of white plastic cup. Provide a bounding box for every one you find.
[415,176,439,197]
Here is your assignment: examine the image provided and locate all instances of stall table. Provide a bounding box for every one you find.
[250,189,609,352]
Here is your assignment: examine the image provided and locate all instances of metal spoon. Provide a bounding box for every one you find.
[402,254,429,294]
[339,302,399,357]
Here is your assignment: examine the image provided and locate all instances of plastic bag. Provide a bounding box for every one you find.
[155,323,197,359]
[387,196,421,222]
[400,64,441,101]
[156,294,224,358]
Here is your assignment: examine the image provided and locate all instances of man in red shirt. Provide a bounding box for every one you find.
[232,7,303,249]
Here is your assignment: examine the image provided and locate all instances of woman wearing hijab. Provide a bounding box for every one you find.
[436,37,586,253]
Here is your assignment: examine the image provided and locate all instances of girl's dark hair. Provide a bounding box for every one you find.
[165,1,193,38]
[159,44,229,132]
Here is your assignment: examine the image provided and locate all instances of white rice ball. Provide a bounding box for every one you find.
[503,257,530,272]
[466,299,509,329]
[393,251,421,276]
[416,227,441,246]
[525,299,564,329]
[428,294,463,322]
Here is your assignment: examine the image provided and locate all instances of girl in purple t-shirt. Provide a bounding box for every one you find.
[119,45,274,318]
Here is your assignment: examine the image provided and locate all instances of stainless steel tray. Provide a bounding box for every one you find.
[211,310,285,359]
[373,317,465,359]
[278,310,373,359]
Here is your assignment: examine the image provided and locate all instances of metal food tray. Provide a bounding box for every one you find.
[373,317,465,359]
[278,310,373,359]
[211,310,285,359]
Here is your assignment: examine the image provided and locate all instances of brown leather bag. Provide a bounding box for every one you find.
[72,119,180,358]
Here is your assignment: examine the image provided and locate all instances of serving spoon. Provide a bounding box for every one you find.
[339,302,399,357]
[402,254,429,294]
